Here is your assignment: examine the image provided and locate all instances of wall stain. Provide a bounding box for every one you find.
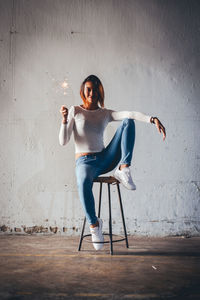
[50,226,58,233]
[23,226,49,234]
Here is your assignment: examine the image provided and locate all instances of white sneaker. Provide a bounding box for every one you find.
[114,166,136,190]
[90,218,104,251]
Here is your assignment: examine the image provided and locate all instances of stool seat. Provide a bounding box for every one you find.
[78,176,129,255]
[93,176,119,184]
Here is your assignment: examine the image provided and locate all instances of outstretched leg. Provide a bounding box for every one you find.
[75,162,98,225]
[75,159,104,250]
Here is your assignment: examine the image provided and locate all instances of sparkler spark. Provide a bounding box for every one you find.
[61,80,69,89]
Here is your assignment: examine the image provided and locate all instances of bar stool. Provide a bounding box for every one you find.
[78,176,129,255]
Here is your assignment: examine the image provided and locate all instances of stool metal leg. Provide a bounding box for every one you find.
[116,183,129,248]
[97,182,102,218]
[108,183,113,255]
[78,216,86,251]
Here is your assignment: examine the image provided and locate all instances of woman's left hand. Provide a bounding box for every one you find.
[154,118,166,141]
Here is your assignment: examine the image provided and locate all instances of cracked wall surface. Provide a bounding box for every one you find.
[0,0,200,236]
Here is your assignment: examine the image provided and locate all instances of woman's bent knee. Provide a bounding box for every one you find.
[122,118,135,127]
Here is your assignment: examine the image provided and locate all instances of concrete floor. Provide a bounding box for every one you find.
[0,235,200,300]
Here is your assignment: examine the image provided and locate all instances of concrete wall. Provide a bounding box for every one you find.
[0,0,199,236]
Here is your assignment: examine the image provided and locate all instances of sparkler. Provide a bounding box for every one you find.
[61,79,69,95]
[46,71,71,96]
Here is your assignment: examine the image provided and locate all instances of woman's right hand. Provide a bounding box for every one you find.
[60,105,68,124]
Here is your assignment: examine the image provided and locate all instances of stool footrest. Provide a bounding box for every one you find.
[80,233,127,244]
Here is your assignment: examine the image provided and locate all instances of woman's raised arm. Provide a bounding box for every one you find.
[108,109,166,141]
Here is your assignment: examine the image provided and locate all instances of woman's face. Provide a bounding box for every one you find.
[84,81,98,105]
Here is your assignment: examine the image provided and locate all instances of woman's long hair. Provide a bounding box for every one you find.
[80,75,105,108]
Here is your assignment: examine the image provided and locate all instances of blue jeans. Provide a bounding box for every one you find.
[75,118,135,225]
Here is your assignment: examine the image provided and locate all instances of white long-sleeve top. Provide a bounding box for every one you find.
[59,105,152,153]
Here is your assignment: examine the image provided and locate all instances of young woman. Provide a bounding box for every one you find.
[59,74,166,251]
